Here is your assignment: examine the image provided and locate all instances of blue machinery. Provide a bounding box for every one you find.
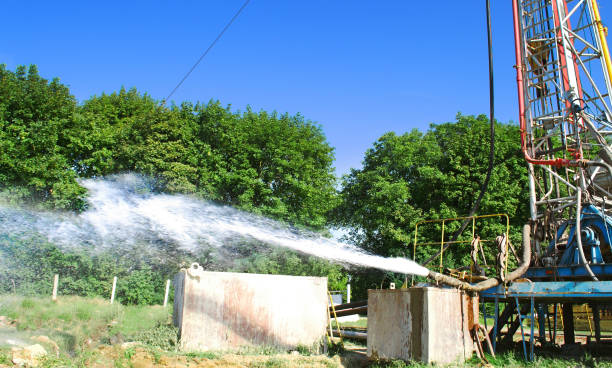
[480,281,612,360]
[477,207,612,360]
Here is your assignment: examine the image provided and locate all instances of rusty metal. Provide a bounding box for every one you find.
[333,306,367,318]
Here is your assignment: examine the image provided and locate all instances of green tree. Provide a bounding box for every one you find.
[0,64,85,210]
[194,102,337,229]
[334,114,529,297]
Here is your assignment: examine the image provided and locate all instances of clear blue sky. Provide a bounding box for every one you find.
[2,1,612,176]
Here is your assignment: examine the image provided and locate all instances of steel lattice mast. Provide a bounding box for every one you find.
[513,0,612,266]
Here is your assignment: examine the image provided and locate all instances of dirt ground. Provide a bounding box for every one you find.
[81,345,367,368]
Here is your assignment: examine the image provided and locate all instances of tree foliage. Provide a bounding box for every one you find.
[0,65,534,304]
[0,65,337,229]
[333,114,530,297]
[0,65,86,210]
[0,65,342,303]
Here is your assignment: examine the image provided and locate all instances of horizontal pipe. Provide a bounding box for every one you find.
[332,306,367,317]
[329,300,367,312]
[339,330,367,340]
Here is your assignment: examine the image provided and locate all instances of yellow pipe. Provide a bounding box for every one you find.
[591,0,612,86]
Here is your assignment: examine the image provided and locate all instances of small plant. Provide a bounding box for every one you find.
[0,350,11,364]
[132,322,178,351]
[296,344,312,356]
[123,347,135,359]
[20,298,35,309]
[325,340,344,356]
[76,306,93,321]
[186,351,219,360]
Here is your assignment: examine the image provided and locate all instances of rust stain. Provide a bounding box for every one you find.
[223,278,273,347]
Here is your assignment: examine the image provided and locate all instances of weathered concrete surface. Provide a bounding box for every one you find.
[367,287,477,364]
[174,264,328,351]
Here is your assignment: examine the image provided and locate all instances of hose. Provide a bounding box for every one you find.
[422,0,496,266]
[575,186,599,281]
[426,223,532,291]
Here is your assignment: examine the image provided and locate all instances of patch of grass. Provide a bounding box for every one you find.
[249,357,290,368]
[20,298,35,309]
[75,305,94,321]
[368,359,427,368]
[39,355,73,368]
[0,295,171,356]
[132,322,178,351]
[185,351,220,360]
[338,316,367,329]
[0,349,11,365]
[108,305,169,337]
[297,343,313,356]
[237,345,286,356]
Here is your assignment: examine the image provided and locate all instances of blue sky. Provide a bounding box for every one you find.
[2,1,612,176]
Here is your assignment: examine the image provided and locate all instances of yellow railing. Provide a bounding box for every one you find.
[413,214,510,279]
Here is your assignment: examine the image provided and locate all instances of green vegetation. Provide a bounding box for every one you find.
[2,295,611,367]
[0,64,344,301]
[0,64,336,228]
[0,295,169,353]
[333,114,529,298]
[1,64,532,302]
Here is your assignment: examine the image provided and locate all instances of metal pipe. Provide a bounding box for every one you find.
[329,300,367,312]
[332,306,367,318]
[512,0,575,167]
[339,330,367,340]
[426,223,532,292]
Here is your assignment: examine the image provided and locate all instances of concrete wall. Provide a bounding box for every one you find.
[368,287,477,364]
[174,263,328,352]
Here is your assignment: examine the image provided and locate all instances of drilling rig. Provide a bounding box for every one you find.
[515,0,612,276]
[487,0,612,357]
[414,0,612,359]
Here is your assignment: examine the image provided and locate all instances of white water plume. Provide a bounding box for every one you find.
[0,174,429,277]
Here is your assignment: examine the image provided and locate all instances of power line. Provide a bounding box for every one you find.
[162,0,251,106]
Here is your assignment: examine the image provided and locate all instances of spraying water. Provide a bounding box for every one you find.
[0,174,429,277]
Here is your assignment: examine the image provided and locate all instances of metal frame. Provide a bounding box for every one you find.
[515,0,612,260]
[481,280,612,361]
[413,214,510,275]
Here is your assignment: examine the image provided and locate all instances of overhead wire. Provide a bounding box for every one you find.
[161,0,251,106]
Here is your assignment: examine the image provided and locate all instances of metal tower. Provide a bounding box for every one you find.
[513,0,612,275]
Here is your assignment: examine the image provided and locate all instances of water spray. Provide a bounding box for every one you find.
[0,174,429,277]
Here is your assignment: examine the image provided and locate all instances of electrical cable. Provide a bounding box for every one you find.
[161,0,251,106]
[422,0,496,267]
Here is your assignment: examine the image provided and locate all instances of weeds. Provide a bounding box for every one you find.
[132,322,178,351]
[0,349,11,365]
[185,351,220,360]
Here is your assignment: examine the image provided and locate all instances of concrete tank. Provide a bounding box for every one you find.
[173,263,328,351]
[367,287,477,364]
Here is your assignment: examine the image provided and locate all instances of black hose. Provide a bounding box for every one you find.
[423,0,496,266]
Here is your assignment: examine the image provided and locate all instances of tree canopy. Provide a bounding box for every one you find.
[332,114,530,296]
[0,65,533,303]
[0,65,337,229]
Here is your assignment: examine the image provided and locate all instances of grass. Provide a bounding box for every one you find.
[3,295,612,367]
[338,316,367,329]
[0,294,170,355]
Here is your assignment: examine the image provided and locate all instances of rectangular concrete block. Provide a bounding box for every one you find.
[174,263,328,351]
[367,287,477,364]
